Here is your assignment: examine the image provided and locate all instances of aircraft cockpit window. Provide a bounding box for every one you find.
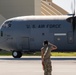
[8,23,11,27]
[3,21,12,28]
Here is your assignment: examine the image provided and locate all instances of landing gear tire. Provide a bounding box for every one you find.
[12,51,22,58]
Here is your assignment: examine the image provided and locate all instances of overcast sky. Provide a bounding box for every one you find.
[53,0,76,14]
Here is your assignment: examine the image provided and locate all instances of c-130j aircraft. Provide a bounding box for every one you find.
[0,14,76,58]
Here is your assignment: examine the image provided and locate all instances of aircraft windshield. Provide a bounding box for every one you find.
[2,21,12,28]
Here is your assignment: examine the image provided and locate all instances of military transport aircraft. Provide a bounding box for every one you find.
[0,14,76,58]
[0,0,76,58]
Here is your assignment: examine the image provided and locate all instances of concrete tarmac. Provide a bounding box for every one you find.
[0,56,76,75]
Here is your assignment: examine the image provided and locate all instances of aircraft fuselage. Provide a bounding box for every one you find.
[0,16,76,53]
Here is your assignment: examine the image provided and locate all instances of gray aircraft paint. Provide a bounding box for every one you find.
[0,16,75,53]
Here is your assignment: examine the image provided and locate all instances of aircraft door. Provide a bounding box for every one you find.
[54,33,67,51]
[21,37,29,51]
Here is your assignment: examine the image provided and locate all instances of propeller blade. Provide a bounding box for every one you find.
[72,17,75,31]
[66,17,76,31]
[71,0,75,32]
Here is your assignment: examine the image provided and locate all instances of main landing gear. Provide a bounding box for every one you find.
[12,51,22,58]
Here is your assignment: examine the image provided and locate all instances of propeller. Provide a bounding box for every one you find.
[67,0,76,32]
[71,0,75,32]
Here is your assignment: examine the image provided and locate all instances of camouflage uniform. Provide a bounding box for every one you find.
[44,59,52,75]
[42,45,52,75]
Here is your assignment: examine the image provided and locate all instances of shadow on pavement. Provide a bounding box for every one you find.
[0,57,76,60]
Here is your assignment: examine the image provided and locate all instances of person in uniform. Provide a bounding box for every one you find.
[41,40,57,75]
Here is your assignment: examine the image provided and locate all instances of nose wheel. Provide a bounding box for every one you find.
[12,51,22,58]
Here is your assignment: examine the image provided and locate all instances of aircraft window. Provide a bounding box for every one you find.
[4,21,12,28]
[3,23,8,27]
[8,24,11,27]
[69,37,72,40]
[42,33,45,35]
[57,37,60,41]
